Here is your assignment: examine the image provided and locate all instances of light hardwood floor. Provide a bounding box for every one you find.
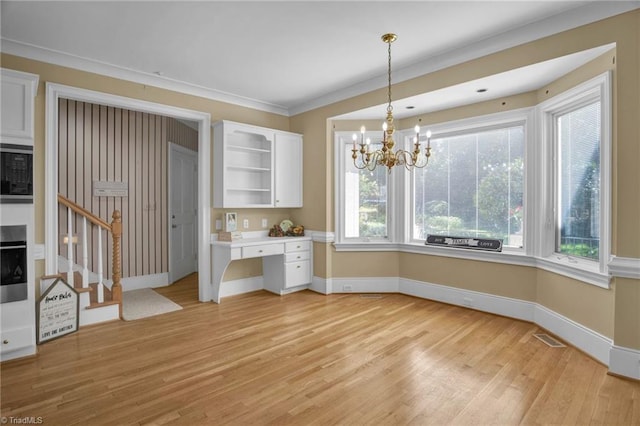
[1,274,638,425]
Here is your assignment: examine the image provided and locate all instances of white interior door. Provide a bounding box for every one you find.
[169,143,198,283]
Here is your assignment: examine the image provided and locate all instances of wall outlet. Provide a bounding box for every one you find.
[462,297,473,307]
[343,285,353,292]
[243,219,249,229]
[262,218,268,228]
[215,219,222,230]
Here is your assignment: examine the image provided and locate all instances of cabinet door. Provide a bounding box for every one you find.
[1,69,39,144]
[274,132,302,208]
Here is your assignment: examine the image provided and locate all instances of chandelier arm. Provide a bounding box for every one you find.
[351,33,432,173]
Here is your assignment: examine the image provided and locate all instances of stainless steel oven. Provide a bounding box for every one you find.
[0,225,28,303]
[1,143,33,204]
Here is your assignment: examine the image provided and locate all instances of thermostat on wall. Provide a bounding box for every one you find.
[93,181,128,197]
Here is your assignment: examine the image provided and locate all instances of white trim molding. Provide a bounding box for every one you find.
[121,273,170,292]
[533,304,612,366]
[609,345,640,380]
[608,256,640,279]
[400,278,536,322]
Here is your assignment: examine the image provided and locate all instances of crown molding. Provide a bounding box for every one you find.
[1,38,290,117]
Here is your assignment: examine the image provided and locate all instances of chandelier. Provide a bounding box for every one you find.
[352,33,432,172]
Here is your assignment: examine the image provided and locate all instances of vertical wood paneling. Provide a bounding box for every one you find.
[58,103,198,279]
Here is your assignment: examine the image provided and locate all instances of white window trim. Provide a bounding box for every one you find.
[535,71,612,288]
[334,131,396,245]
[405,108,533,252]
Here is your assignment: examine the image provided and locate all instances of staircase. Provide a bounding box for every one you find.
[42,194,123,326]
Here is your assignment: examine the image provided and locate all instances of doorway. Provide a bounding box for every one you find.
[45,83,212,302]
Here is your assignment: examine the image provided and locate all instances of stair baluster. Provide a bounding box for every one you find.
[57,193,122,320]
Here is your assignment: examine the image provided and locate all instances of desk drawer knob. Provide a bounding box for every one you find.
[296,265,301,269]
[3,340,8,344]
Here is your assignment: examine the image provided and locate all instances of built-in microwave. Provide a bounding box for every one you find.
[0,143,33,204]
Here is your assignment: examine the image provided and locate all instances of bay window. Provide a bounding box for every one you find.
[334,72,610,287]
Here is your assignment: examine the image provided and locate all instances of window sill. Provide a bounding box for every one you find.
[333,241,611,289]
[537,256,610,289]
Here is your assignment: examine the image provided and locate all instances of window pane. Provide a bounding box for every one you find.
[345,143,388,238]
[556,101,600,260]
[413,126,524,247]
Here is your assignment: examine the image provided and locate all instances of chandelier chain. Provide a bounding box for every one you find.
[387,39,393,114]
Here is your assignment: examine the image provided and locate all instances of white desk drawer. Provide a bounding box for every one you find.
[242,243,284,259]
[285,240,310,253]
[284,260,311,288]
[285,251,310,262]
[1,326,34,354]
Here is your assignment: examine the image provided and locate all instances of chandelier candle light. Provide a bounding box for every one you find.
[352,33,432,172]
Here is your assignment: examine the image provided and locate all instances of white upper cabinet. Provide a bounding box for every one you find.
[274,131,303,208]
[1,69,39,145]
[213,120,303,208]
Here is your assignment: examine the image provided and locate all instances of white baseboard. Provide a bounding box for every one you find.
[534,304,612,366]
[121,273,169,292]
[330,277,399,293]
[609,345,640,379]
[0,345,37,362]
[399,278,535,322]
[310,276,331,294]
[219,276,264,298]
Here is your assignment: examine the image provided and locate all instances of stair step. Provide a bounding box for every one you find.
[88,282,113,305]
[86,300,120,310]
[57,271,93,293]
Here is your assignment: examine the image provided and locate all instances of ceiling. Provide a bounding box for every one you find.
[1,1,637,118]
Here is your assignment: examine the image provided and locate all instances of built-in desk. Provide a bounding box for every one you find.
[211,235,313,303]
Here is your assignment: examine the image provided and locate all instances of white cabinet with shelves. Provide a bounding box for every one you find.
[213,120,302,208]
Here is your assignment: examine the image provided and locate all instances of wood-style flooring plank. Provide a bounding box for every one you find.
[2,273,639,425]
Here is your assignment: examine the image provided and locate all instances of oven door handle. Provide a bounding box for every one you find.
[0,245,27,250]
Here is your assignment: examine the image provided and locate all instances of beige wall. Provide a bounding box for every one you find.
[2,10,638,352]
[290,10,639,347]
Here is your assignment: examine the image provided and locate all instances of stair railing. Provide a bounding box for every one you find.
[57,194,123,318]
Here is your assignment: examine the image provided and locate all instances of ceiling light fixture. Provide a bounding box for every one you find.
[352,33,431,172]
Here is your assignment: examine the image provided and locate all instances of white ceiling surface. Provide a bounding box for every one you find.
[1,1,637,118]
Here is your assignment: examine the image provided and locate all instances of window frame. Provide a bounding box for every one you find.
[334,130,398,248]
[535,71,612,287]
[406,109,533,255]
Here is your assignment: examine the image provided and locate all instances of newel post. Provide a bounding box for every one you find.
[111,210,123,318]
